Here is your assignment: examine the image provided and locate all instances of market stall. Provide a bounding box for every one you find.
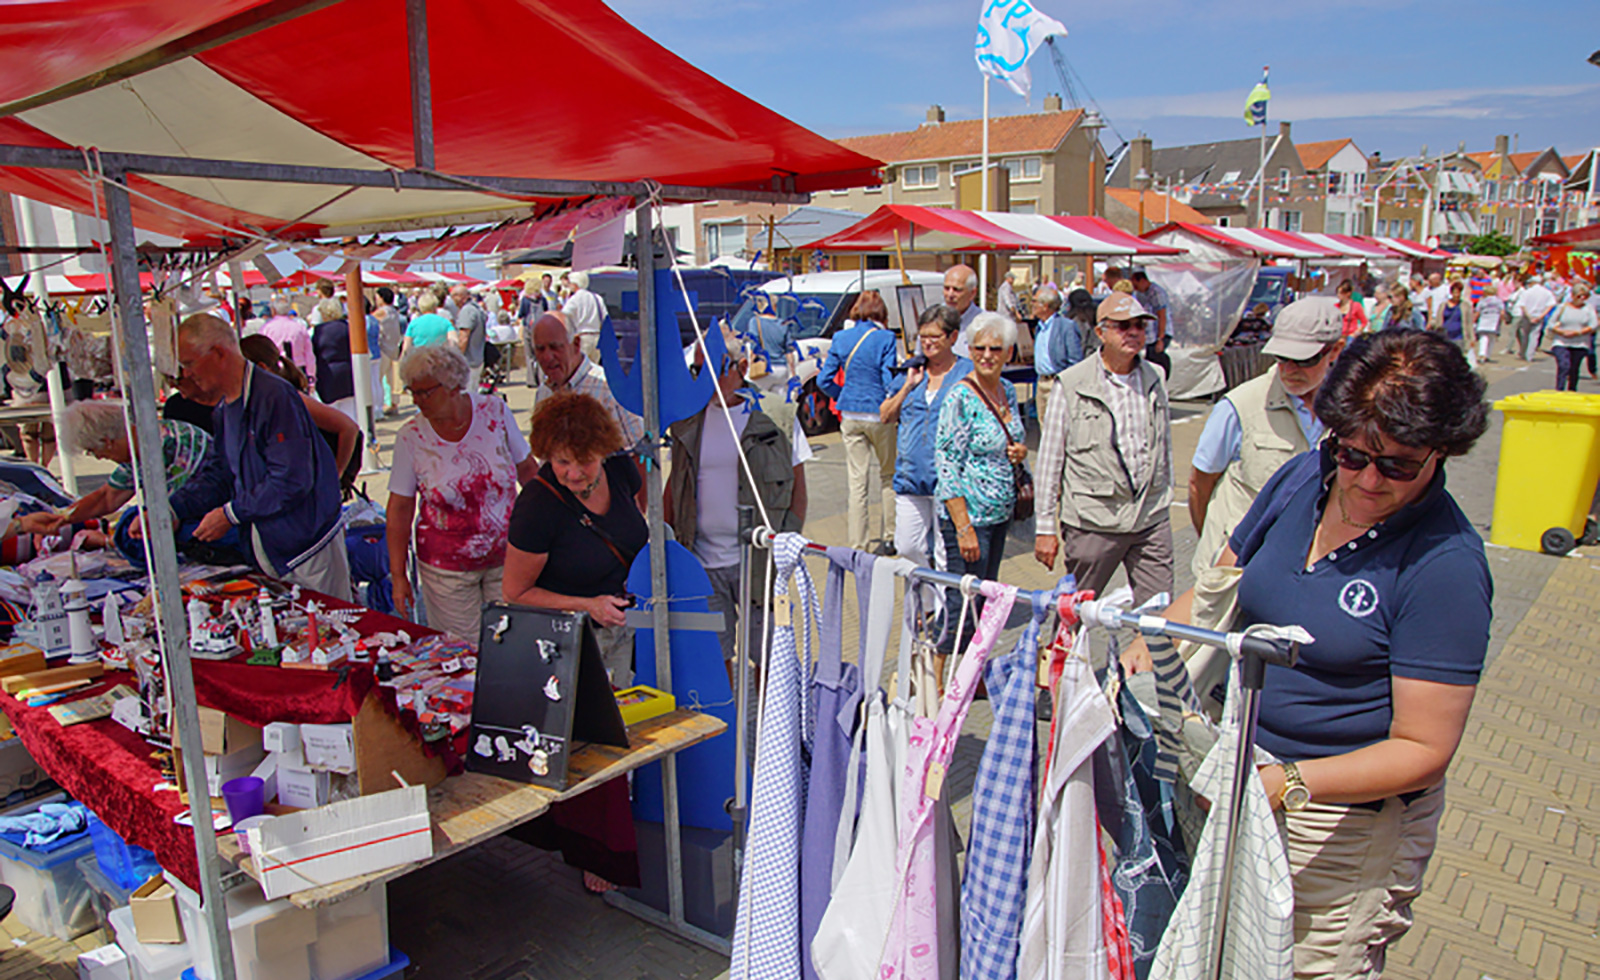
[0,1,886,976]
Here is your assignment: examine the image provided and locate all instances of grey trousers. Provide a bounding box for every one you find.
[1057,519,1174,607]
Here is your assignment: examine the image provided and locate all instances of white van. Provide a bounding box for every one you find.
[728,269,944,435]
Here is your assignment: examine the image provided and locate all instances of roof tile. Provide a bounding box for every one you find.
[1295,138,1352,171]
[836,109,1082,163]
[1105,188,1213,224]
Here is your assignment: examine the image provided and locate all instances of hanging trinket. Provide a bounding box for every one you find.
[543,675,561,701]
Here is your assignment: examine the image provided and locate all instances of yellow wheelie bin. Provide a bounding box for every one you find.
[1490,392,1600,553]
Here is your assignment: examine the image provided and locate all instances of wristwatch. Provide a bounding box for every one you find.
[1281,762,1312,812]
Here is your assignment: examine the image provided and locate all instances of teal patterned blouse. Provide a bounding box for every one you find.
[935,379,1024,527]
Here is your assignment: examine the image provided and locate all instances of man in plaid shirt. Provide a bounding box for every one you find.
[1032,293,1174,605]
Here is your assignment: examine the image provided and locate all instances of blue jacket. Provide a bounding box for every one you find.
[171,364,344,575]
[1033,313,1084,377]
[892,357,973,496]
[816,322,898,415]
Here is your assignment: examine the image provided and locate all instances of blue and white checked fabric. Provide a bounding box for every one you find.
[732,533,818,980]
[961,586,1055,980]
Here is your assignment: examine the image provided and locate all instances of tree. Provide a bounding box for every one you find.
[1465,230,1518,256]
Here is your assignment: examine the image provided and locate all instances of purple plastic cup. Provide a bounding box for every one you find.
[220,776,266,825]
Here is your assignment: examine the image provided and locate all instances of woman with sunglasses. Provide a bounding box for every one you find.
[1129,329,1490,978]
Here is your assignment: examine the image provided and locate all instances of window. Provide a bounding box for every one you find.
[1279,210,1302,232]
[703,220,744,260]
[1326,211,1346,234]
[1277,168,1291,192]
[863,182,882,194]
[951,160,981,176]
[1351,173,1366,194]
[1377,219,1388,236]
[902,164,939,189]
[1402,219,1415,239]
[1004,156,1043,182]
[1221,170,1242,184]
[1216,216,1231,227]
[1327,172,1343,195]
[1484,180,1499,202]
[1011,201,1038,215]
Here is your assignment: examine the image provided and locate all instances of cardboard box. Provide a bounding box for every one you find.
[276,766,330,810]
[200,706,260,756]
[308,910,386,980]
[130,876,183,944]
[77,942,130,980]
[299,723,354,773]
[261,722,301,755]
[248,786,431,900]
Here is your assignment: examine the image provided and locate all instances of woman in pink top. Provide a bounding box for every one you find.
[387,344,537,644]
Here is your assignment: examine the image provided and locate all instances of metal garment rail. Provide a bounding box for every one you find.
[744,528,1303,980]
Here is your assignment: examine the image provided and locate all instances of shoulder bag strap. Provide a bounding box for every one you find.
[532,472,630,569]
[962,376,1016,442]
[841,327,875,377]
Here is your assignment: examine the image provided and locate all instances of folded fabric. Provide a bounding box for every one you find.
[0,801,89,849]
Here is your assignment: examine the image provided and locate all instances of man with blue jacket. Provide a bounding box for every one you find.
[170,314,351,600]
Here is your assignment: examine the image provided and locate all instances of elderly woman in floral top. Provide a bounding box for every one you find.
[935,311,1027,649]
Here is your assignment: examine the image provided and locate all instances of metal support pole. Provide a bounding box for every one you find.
[14,198,78,495]
[1209,656,1267,980]
[635,202,685,927]
[404,0,435,171]
[980,76,991,304]
[731,505,754,893]
[227,258,247,330]
[104,170,237,980]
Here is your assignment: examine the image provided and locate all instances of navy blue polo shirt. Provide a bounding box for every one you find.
[1229,447,1492,763]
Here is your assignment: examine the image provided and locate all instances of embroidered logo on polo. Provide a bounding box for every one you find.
[1338,579,1380,618]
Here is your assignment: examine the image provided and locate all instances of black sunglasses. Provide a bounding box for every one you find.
[1274,346,1332,370]
[1331,439,1435,482]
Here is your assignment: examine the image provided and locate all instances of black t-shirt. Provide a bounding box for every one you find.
[162,393,216,434]
[508,455,646,599]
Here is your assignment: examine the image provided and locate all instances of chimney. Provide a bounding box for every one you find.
[926,105,945,124]
[1126,136,1153,186]
[1042,94,1063,112]
[1278,121,1291,141]
[1494,134,1509,157]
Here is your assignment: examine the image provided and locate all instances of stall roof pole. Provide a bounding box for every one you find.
[0,144,809,207]
[13,198,77,495]
[405,0,435,171]
[104,170,238,980]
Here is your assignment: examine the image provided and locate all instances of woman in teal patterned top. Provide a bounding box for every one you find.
[53,400,211,529]
[934,312,1027,651]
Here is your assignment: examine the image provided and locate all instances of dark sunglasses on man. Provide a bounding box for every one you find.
[1330,437,1435,482]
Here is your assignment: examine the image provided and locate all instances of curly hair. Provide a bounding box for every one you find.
[1314,329,1488,458]
[528,391,624,462]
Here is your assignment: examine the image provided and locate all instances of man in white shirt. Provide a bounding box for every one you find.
[1422,272,1449,322]
[943,264,986,356]
[560,270,607,363]
[530,312,643,450]
[1511,275,1557,360]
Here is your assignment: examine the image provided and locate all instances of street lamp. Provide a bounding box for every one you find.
[1135,167,1152,235]
[1078,108,1107,284]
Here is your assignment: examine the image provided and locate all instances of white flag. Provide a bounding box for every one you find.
[974,0,1068,100]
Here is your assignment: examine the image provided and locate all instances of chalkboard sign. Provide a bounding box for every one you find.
[467,602,629,789]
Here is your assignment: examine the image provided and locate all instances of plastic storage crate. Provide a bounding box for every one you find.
[182,949,408,980]
[88,813,163,890]
[110,904,190,980]
[0,800,96,940]
[170,872,389,980]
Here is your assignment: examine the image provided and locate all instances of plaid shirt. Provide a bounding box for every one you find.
[1099,359,1152,489]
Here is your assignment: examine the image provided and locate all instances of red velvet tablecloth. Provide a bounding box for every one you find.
[0,600,453,892]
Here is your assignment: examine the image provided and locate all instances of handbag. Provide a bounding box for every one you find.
[962,377,1035,522]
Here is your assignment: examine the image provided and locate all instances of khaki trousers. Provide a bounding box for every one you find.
[416,562,504,647]
[840,416,897,550]
[1283,781,1446,980]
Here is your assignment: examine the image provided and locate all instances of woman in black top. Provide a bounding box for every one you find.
[502,390,646,892]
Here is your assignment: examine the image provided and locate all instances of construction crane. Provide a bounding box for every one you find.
[1043,36,1127,167]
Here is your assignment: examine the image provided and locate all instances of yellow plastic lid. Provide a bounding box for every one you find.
[1493,391,1600,416]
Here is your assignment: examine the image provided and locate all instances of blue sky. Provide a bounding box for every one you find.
[609,0,1599,162]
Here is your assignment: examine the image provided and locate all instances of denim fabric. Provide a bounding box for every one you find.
[937,517,1009,654]
[815,323,899,414]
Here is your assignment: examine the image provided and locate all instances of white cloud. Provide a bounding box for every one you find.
[1104,82,1600,122]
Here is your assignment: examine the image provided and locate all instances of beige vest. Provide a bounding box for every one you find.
[1053,356,1173,535]
[1192,368,1311,577]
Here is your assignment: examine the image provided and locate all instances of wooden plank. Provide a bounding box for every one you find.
[2,662,102,694]
[228,709,726,908]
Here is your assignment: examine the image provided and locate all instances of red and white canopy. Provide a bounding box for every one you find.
[1142,223,1340,259]
[1372,237,1451,259]
[1527,222,1600,251]
[0,0,884,242]
[810,205,1181,255]
[1294,233,1403,259]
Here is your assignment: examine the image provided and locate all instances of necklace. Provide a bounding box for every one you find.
[576,471,604,501]
[1335,486,1376,529]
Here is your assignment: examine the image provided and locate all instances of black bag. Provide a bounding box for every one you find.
[962,378,1034,522]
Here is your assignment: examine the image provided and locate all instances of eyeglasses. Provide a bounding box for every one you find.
[970,344,1006,353]
[1275,347,1332,369]
[407,381,444,400]
[1100,320,1147,332]
[1331,440,1436,482]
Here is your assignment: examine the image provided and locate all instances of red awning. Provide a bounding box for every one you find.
[0,1,883,241]
[1143,222,1337,258]
[1293,233,1404,259]
[811,205,1180,255]
[1526,222,1600,251]
[272,269,341,287]
[1373,237,1452,259]
[366,269,430,285]
[63,272,155,292]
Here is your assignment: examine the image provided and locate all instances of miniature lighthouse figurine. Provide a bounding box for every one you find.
[62,579,96,663]
[31,573,69,653]
[257,591,278,647]
[187,595,209,638]
[103,593,125,648]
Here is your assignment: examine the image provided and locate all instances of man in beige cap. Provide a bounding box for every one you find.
[1033,292,1174,604]
[1188,296,1343,577]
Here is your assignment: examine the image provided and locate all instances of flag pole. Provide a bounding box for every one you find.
[1258,124,1266,228]
[980,74,990,305]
